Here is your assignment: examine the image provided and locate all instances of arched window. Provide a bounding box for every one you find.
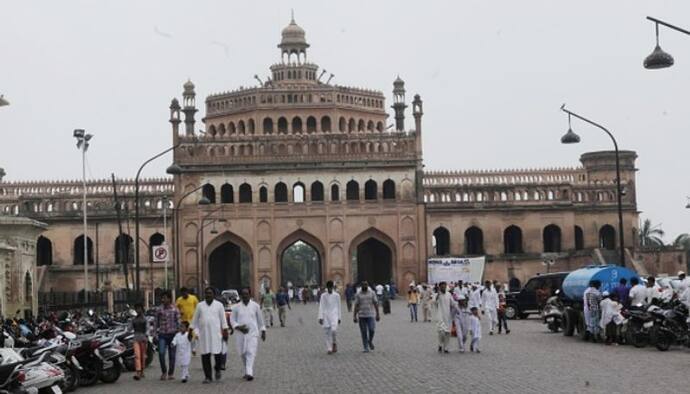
[115,234,134,264]
[600,225,616,250]
[239,183,252,203]
[331,184,340,201]
[238,120,246,134]
[278,117,288,134]
[36,236,53,266]
[293,183,305,203]
[220,184,234,204]
[228,122,236,134]
[339,117,346,132]
[73,235,94,265]
[263,118,273,134]
[575,225,584,250]
[367,120,375,131]
[306,116,317,133]
[292,117,303,133]
[364,180,377,200]
[432,227,451,255]
[346,181,359,201]
[311,181,324,202]
[259,186,268,203]
[465,226,484,255]
[275,182,288,203]
[382,179,395,200]
[321,116,332,132]
[348,118,356,133]
[247,119,255,134]
[358,119,365,132]
[202,183,216,204]
[543,224,562,253]
[376,121,384,132]
[149,233,165,262]
[504,225,523,254]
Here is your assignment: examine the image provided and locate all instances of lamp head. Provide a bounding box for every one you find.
[166,163,182,175]
[198,196,211,205]
[644,45,674,69]
[561,127,581,144]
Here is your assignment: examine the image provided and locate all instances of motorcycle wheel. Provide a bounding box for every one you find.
[655,332,672,351]
[629,329,647,348]
[99,366,121,384]
[548,321,559,333]
[78,369,99,387]
[124,357,136,372]
[60,365,79,393]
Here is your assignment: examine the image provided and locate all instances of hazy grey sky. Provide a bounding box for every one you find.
[1,0,688,240]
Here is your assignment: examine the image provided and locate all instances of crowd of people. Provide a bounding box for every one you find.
[581,271,690,344]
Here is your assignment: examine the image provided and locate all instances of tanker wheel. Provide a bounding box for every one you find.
[577,311,588,341]
[563,308,576,337]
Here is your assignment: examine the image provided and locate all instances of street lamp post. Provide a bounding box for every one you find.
[73,129,93,302]
[134,144,181,294]
[644,16,690,69]
[173,185,204,289]
[559,105,626,267]
[196,202,224,292]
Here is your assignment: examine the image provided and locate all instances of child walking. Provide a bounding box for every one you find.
[172,321,193,383]
[469,307,482,353]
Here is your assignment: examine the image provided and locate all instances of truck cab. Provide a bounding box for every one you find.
[505,272,568,319]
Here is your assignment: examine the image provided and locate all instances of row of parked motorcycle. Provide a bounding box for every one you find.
[0,308,155,394]
[542,293,690,351]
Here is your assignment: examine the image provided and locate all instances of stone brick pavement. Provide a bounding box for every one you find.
[83,300,689,393]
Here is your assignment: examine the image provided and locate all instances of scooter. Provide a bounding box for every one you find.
[0,349,64,394]
[542,291,564,333]
[651,301,690,351]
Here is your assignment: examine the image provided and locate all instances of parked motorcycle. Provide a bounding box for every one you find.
[0,349,64,394]
[650,301,690,351]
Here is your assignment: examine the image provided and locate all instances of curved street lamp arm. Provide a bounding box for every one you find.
[136,142,182,183]
[647,16,690,36]
[560,105,619,152]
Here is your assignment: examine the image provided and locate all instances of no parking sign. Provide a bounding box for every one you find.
[152,245,169,263]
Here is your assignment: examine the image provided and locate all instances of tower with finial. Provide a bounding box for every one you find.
[182,80,197,136]
[392,76,407,131]
[278,10,310,64]
[169,97,181,144]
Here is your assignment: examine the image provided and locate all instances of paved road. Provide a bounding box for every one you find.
[83,299,688,393]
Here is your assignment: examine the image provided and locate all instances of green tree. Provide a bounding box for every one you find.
[673,233,690,249]
[638,219,665,247]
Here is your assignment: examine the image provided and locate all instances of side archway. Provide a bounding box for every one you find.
[349,228,397,285]
[205,231,253,292]
[277,230,326,287]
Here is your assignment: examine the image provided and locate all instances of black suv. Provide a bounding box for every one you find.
[504,272,568,319]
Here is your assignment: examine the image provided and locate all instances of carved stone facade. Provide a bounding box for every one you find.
[0,18,649,293]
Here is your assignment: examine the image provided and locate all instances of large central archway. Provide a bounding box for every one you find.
[277,230,325,288]
[350,228,396,286]
[206,232,252,291]
[281,241,321,287]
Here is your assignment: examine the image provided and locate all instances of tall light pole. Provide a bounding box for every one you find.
[74,129,93,302]
[559,105,626,267]
[644,17,690,69]
[134,144,181,294]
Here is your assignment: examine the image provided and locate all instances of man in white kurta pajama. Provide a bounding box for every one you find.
[231,288,266,381]
[481,281,499,334]
[191,287,229,383]
[318,281,342,354]
[435,281,455,353]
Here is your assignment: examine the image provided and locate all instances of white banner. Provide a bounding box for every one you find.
[152,245,169,263]
[427,256,486,284]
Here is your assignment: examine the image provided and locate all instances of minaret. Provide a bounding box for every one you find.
[392,76,407,131]
[169,98,181,144]
[182,80,197,136]
[412,94,423,155]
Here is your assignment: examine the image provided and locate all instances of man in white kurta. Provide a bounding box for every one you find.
[231,288,266,381]
[481,281,499,334]
[318,281,342,354]
[191,287,229,383]
[435,282,455,353]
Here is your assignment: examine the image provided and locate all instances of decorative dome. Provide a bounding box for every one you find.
[183,79,195,92]
[279,14,308,48]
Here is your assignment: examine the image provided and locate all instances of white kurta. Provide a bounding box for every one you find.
[481,288,499,310]
[318,292,341,330]
[172,332,192,366]
[468,289,482,310]
[231,300,265,377]
[435,292,455,332]
[599,298,624,329]
[191,300,229,355]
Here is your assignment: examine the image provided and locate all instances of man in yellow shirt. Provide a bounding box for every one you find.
[407,285,419,322]
[176,287,199,323]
